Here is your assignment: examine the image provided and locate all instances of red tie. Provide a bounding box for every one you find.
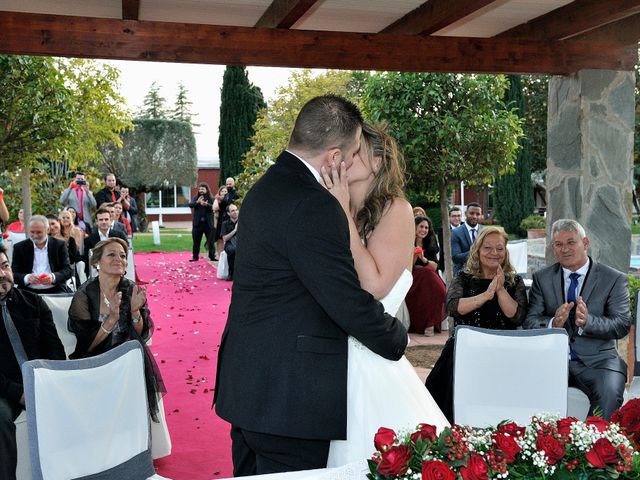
[111,191,116,202]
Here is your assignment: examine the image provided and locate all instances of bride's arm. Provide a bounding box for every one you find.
[321,162,414,299]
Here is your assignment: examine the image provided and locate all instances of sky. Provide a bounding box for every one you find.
[100,60,299,164]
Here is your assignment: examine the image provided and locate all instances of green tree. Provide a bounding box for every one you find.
[218,66,266,182]
[100,118,198,230]
[363,72,523,283]
[171,82,199,126]
[494,75,535,236]
[139,81,168,119]
[0,55,131,219]
[521,75,549,174]
[237,69,356,196]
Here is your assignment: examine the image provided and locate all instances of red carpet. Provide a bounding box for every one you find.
[136,251,234,479]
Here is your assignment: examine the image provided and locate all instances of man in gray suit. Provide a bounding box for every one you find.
[525,219,629,419]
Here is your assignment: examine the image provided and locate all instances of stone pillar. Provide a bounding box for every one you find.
[546,69,635,272]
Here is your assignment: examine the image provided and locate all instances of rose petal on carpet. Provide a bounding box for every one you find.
[137,251,233,479]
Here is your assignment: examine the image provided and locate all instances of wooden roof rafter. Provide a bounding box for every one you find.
[121,0,140,22]
[255,0,322,29]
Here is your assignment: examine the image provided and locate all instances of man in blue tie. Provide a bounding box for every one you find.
[525,219,630,419]
[0,245,65,480]
[451,202,483,273]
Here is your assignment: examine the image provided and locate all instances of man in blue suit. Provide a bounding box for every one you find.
[451,202,483,274]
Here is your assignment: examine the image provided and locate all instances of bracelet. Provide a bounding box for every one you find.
[100,324,113,335]
[132,314,142,324]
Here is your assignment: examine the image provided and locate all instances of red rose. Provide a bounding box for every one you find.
[411,423,438,444]
[414,246,424,256]
[1,232,8,239]
[374,427,397,452]
[497,422,525,438]
[586,416,610,432]
[612,399,640,447]
[377,445,412,477]
[460,453,488,480]
[422,460,456,480]
[493,433,521,463]
[536,434,565,465]
[556,417,577,437]
[585,438,619,468]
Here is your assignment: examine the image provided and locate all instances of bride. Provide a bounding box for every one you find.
[321,122,449,467]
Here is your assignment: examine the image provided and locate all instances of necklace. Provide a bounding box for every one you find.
[101,289,113,308]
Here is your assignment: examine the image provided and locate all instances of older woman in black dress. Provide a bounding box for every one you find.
[68,237,165,419]
[425,226,528,422]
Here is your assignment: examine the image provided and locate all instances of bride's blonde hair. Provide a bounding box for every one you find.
[355,122,406,238]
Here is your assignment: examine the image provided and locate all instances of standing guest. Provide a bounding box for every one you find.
[113,202,133,237]
[59,172,97,232]
[6,209,25,234]
[47,215,81,265]
[405,215,446,336]
[438,206,463,273]
[120,187,138,233]
[59,210,85,256]
[451,202,483,274]
[524,219,629,419]
[224,177,238,204]
[188,183,215,262]
[94,173,130,212]
[220,204,239,280]
[11,215,73,294]
[214,95,407,475]
[212,186,228,260]
[412,206,426,217]
[67,238,165,420]
[0,246,65,480]
[426,226,528,422]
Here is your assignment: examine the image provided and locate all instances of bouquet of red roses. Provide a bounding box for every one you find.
[367,401,640,480]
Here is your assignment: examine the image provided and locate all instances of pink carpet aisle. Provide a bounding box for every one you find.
[135,251,234,480]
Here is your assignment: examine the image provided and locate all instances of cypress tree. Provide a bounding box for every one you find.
[218,66,266,182]
[494,75,534,236]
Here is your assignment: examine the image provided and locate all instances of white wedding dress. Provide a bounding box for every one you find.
[327,269,450,467]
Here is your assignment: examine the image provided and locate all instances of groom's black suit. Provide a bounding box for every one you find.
[214,151,408,474]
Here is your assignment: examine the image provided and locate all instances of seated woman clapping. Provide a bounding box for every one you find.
[425,226,528,422]
[67,237,165,419]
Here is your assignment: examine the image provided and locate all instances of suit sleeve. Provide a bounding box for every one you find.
[451,229,468,265]
[524,272,551,329]
[0,372,23,404]
[60,187,72,205]
[87,191,97,209]
[582,272,630,340]
[10,243,28,288]
[52,241,72,285]
[285,191,407,361]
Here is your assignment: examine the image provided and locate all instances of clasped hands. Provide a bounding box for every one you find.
[483,265,506,301]
[28,273,54,286]
[552,297,588,329]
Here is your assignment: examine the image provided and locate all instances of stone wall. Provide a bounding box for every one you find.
[546,70,635,273]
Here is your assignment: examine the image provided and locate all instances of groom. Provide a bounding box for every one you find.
[214,95,408,475]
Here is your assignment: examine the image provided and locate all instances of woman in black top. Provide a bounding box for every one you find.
[425,225,528,422]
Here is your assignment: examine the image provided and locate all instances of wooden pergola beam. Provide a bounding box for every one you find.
[499,0,640,41]
[382,0,500,35]
[121,0,140,21]
[254,0,321,29]
[0,11,635,75]
[566,12,640,46]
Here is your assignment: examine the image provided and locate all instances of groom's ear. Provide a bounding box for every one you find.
[322,148,342,168]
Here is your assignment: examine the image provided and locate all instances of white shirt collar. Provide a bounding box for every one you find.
[465,223,478,233]
[286,150,321,182]
[562,258,590,279]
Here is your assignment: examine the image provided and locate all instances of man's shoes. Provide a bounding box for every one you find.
[423,326,435,337]
[189,258,198,262]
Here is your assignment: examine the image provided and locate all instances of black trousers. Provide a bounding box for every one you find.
[191,223,214,260]
[569,360,626,420]
[230,426,330,477]
[224,242,236,278]
[0,397,21,480]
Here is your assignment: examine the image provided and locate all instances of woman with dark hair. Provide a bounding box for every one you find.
[322,122,448,466]
[425,226,528,422]
[188,182,215,262]
[68,238,165,420]
[405,215,447,336]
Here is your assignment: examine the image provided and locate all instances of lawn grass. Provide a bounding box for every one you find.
[131,228,210,253]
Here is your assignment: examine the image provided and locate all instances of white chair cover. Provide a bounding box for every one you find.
[39,293,76,358]
[76,260,88,286]
[216,251,229,279]
[15,411,31,480]
[127,247,136,281]
[506,240,528,278]
[21,341,169,480]
[453,326,569,427]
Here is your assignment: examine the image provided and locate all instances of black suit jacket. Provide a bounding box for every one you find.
[451,223,483,273]
[214,151,408,440]
[95,187,120,208]
[11,237,73,289]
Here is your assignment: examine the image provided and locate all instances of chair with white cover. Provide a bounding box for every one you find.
[21,340,170,480]
[39,293,76,358]
[453,326,569,427]
[506,240,528,278]
[126,246,136,282]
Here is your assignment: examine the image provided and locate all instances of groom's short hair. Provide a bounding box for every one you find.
[288,95,363,156]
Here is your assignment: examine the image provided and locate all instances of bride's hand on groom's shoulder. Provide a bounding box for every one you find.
[321,161,350,212]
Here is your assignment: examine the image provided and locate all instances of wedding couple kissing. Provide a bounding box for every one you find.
[214,95,448,476]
